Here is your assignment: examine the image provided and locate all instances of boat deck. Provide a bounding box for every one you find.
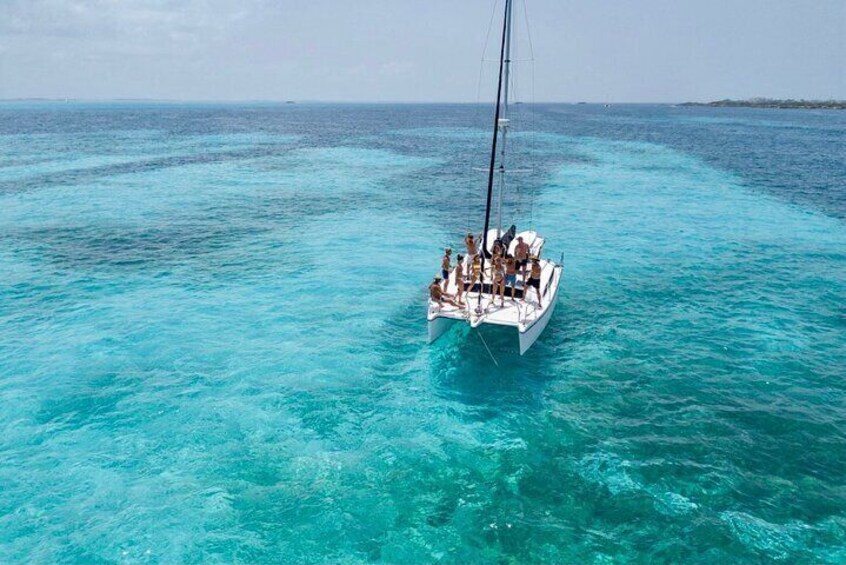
[429,259,559,332]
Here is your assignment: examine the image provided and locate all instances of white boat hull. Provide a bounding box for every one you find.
[518,279,559,354]
[427,315,456,344]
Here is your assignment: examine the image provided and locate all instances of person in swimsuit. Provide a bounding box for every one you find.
[523,257,543,307]
[504,254,518,300]
[469,254,482,289]
[491,240,503,274]
[492,254,505,306]
[491,239,504,259]
[441,247,452,292]
[454,254,466,306]
[430,276,460,307]
[514,236,530,279]
[464,232,478,273]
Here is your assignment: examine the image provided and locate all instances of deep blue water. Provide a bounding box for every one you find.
[1,102,845,563]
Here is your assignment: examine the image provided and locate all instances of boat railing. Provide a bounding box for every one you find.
[542,257,564,298]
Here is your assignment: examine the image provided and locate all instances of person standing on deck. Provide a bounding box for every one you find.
[524,257,543,307]
[469,254,482,289]
[454,254,466,306]
[504,254,518,300]
[441,248,452,292]
[464,233,478,272]
[514,236,530,280]
[492,253,506,306]
[492,239,504,259]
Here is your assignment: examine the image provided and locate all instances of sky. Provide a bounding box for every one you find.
[0,0,843,103]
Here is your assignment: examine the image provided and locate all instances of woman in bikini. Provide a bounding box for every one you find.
[491,239,504,259]
[492,253,506,306]
[469,254,482,290]
[454,254,466,306]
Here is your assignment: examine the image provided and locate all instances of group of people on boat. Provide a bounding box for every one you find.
[429,231,544,310]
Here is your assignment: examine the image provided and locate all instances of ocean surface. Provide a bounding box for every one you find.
[1,102,844,563]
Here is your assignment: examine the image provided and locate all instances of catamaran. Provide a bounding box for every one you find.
[427,0,562,355]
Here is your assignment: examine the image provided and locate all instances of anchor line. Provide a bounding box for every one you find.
[476,329,500,367]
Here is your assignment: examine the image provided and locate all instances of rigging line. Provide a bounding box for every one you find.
[522,0,535,61]
[518,8,527,218]
[530,63,536,230]
[522,0,537,230]
[477,0,510,313]
[474,0,499,232]
[476,329,500,367]
[511,8,521,221]
[481,0,499,65]
[477,1,499,107]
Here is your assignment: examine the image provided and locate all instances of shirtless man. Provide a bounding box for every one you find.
[504,254,518,300]
[441,247,452,292]
[464,232,478,273]
[429,276,460,307]
[523,257,543,307]
[514,236,530,279]
[465,232,478,257]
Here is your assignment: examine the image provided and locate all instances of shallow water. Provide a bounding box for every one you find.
[1,102,845,563]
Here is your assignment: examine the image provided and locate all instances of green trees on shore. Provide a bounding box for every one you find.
[682,98,845,109]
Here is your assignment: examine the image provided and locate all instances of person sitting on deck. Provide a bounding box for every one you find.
[430,276,460,307]
[454,254,466,306]
[504,254,518,300]
[441,248,452,292]
[492,253,506,307]
[523,257,543,308]
[514,236,530,279]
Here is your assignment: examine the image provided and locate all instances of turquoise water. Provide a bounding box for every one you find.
[1,103,845,563]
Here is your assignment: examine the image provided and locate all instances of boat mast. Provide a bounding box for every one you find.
[477,0,511,313]
[496,0,514,235]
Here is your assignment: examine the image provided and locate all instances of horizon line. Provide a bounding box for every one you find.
[0,98,675,104]
[2,98,843,105]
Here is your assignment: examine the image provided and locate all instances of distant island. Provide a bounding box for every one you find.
[681,98,845,109]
